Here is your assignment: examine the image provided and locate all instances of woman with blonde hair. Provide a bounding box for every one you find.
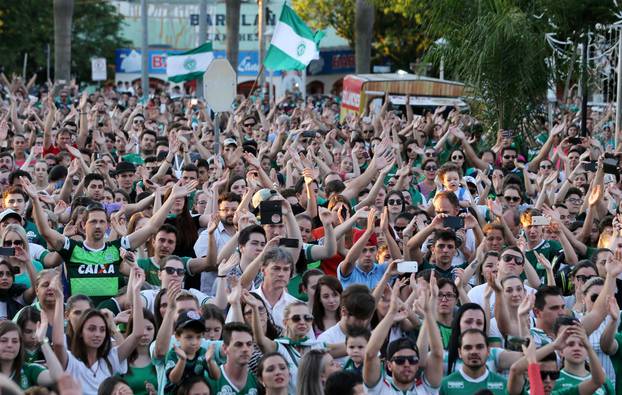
[0,224,51,288]
[127,212,153,259]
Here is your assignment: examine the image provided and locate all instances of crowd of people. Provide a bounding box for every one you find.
[0,73,619,395]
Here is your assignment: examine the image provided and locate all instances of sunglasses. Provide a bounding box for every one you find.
[540,164,552,169]
[133,119,144,124]
[575,275,594,282]
[244,123,256,127]
[425,152,435,157]
[424,166,437,171]
[540,371,560,380]
[451,155,464,160]
[392,356,419,365]
[503,155,517,160]
[388,199,403,206]
[162,267,185,276]
[289,314,313,323]
[504,196,521,202]
[501,254,524,265]
[2,240,23,247]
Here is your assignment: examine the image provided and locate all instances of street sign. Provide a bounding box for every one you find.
[203,58,237,112]
[91,58,107,81]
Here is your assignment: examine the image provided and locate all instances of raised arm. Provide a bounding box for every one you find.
[245,290,277,353]
[117,268,146,361]
[33,312,64,386]
[50,275,68,369]
[600,296,620,356]
[422,273,444,388]
[20,177,65,251]
[306,209,337,261]
[339,208,377,278]
[239,237,281,290]
[154,282,181,359]
[126,180,198,249]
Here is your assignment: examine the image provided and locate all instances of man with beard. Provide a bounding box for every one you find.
[0,151,14,172]
[419,230,461,279]
[440,329,507,394]
[206,323,258,395]
[23,176,196,304]
[363,274,443,394]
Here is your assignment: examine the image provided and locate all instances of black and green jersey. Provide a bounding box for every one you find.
[58,236,129,304]
[553,369,614,395]
[525,239,563,280]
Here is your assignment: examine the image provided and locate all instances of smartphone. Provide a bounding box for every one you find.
[582,161,597,172]
[259,201,282,225]
[603,157,619,174]
[507,336,530,348]
[502,130,513,139]
[531,216,550,226]
[397,261,418,273]
[279,238,300,248]
[568,137,583,145]
[0,247,15,256]
[302,131,316,138]
[443,216,464,230]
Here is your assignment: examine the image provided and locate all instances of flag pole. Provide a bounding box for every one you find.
[249,63,265,97]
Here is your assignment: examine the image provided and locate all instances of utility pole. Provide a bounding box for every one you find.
[258,0,266,93]
[141,0,149,102]
[197,0,208,99]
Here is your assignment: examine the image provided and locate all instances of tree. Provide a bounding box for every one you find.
[293,0,431,73]
[53,0,74,83]
[355,0,374,73]
[0,0,129,83]
[425,0,550,130]
[225,0,242,72]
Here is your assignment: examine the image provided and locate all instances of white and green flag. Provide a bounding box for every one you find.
[166,42,214,82]
[264,4,325,71]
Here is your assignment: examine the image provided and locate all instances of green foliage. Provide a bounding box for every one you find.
[0,0,129,82]
[539,0,618,39]
[425,0,550,130]
[292,0,431,71]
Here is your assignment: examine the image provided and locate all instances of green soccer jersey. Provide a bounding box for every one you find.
[525,239,563,280]
[58,236,128,305]
[11,362,46,390]
[610,332,622,395]
[438,321,452,349]
[206,365,259,395]
[440,368,507,394]
[553,369,615,395]
[137,256,191,287]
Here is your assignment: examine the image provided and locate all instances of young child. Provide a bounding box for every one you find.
[164,311,209,393]
[343,326,371,374]
[437,162,472,206]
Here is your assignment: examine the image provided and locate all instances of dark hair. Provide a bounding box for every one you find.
[534,286,563,311]
[71,309,113,373]
[553,315,580,335]
[2,186,27,202]
[175,376,210,395]
[565,187,583,200]
[437,278,459,297]
[218,191,242,205]
[570,261,598,278]
[126,308,156,364]
[459,328,488,347]
[447,304,488,373]
[15,305,41,334]
[222,322,253,345]
[0,321,24,384]
[202,304,225,334]
[384,190,406,212]
[156,223,179,240]
[257,351,290,391]
[324,370,363,395]
[98,377,129,395]
[341,285,375,320]
[301,269,323,292]
[8,170,31,185]
[241,292,280,340]
[312,276,343,332]
[84,173,105,188]
[325,180,346,197]
[346,326,371,342]
[433,229,458,245]
[433,190,459,211]
[154,288,167,331]
[65,294,94,343]
[239,224,266,246]
[163,187,198,256]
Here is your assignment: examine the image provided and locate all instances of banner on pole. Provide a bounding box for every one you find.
[91,58,107,81]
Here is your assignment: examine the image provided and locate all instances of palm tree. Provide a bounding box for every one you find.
[225,0,241,73]
[354,0,374,73]
[426,0,549,130]
[53,0,74,83]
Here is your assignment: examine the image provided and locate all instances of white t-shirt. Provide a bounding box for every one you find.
[467,282,536,319]
[65,345,127,395]
[318,323,347,364]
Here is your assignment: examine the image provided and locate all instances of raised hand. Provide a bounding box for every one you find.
[35,312,49,344]
[517,293,535,318]
[173,345,187,361]
[366,207,378,232]
[171,180,198,198]
[226,276,242,305]
[318,207,333,226]
[19,176,38,199]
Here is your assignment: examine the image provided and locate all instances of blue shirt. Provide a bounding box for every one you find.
[337,262,388,289]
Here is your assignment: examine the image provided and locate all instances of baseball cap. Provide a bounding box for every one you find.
[0,209,22,224]
[463,176,477,186]
[224,138,238,147]
[175,310,205,332]
[353,228,378,247]
[386,337,419,360]
[252,188,278,210]
[115,161,136,176]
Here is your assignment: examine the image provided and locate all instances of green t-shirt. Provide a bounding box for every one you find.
[137,256,191,287]
[11,362,46,390]
[610,332,622,395]
[14,260,43,289]
[121,363,159,395]
[440,368,507,394]
[58,237,127,305]
[24,220,45,247]
[438,321,452,349]
[122,153,145,165]
[164,347,208,393]
[525,239,563,280]
[553,369,614,395]
[206,365,259,395]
